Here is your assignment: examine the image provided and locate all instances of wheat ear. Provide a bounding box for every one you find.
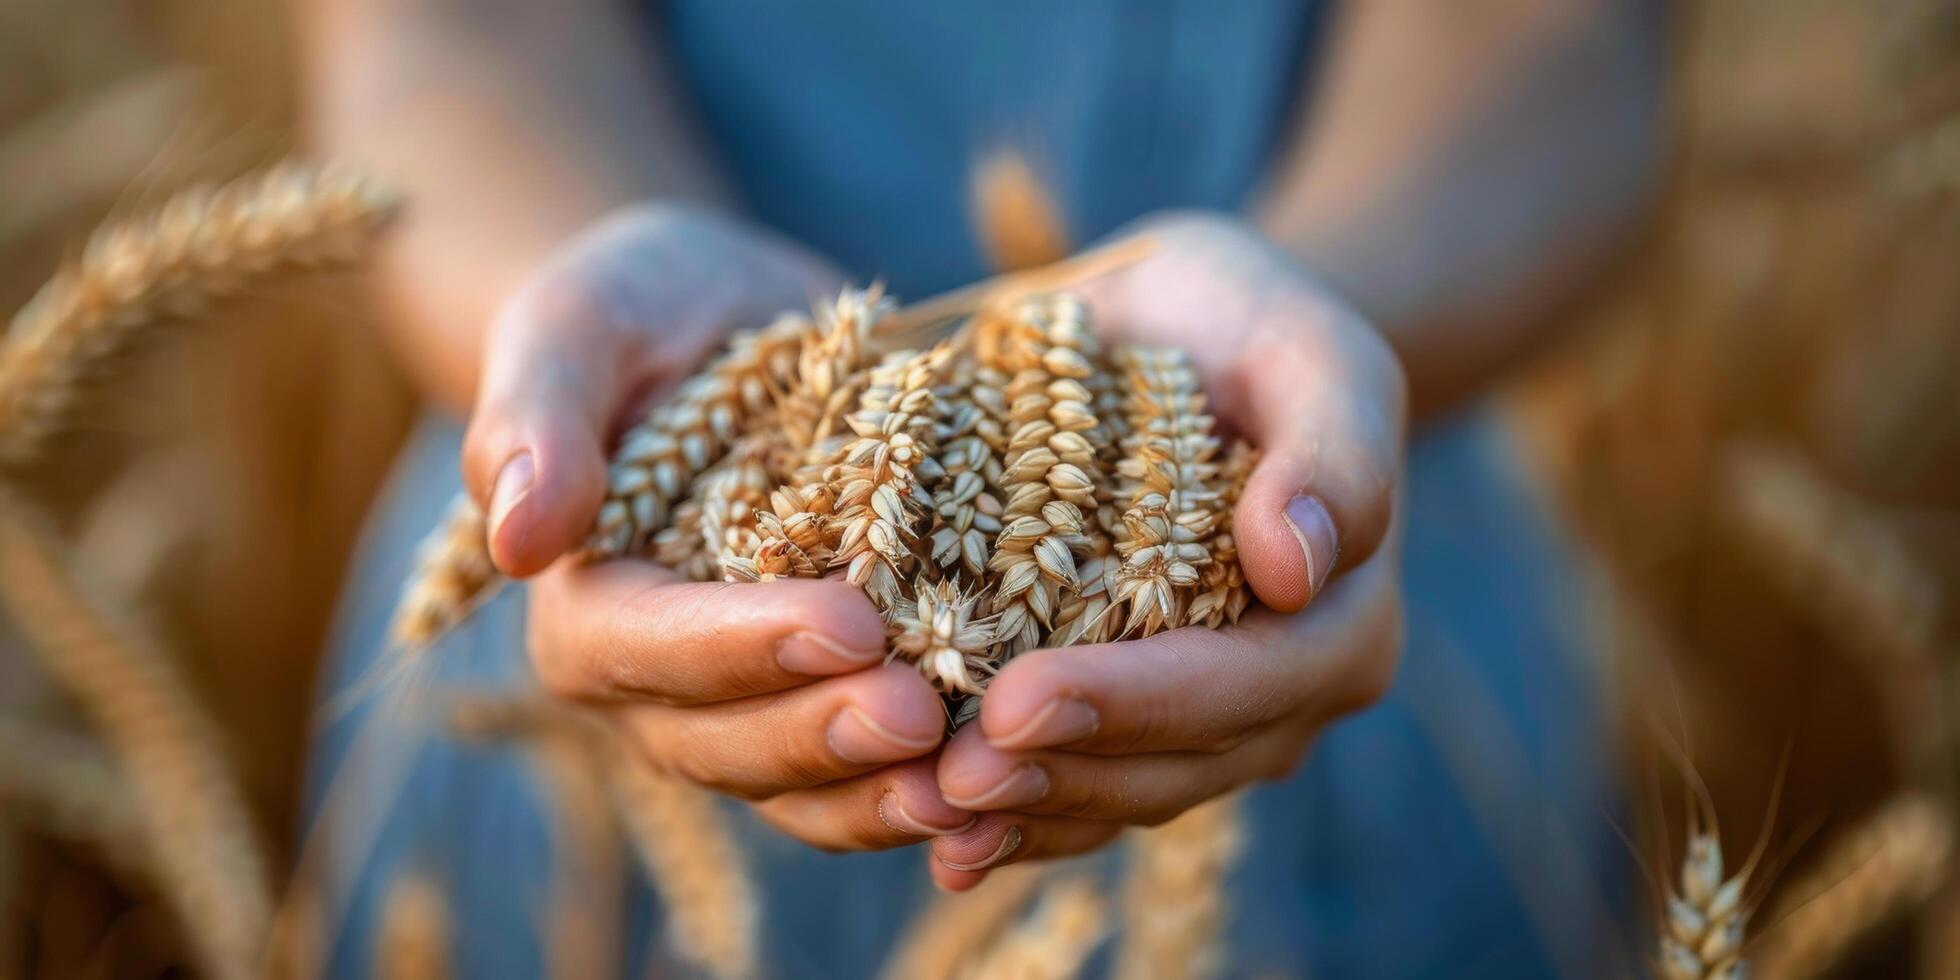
[879,865,1049,980]
[388,494,498,651]
[1656,831,1752,980]
[375,872,452,980]
[1187,442,1257,629]
[1113,793,1246,980]
[979,295,1106,656]
[609,757,760,980]
[960,876,1110,980]
[0,491,270,980]
[968,149,1072,273]
[821,342,958,611]
[0,163,397,467]
[1111,346,1222,637]
[1753,796,1953,979]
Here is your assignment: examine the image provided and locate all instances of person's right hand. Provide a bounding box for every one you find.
[461,204,973,852]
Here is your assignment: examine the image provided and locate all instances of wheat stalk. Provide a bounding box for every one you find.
[1113,793,1246,980]
[0,716,148,886]
[961,876,1109,980]
[0,490,270,980]
[609,750,761,980]
[879,865,1049,980]
[0,163,398,467]
[445,697,623,980]
[1753,796,1953,979]
[375,872,452,980]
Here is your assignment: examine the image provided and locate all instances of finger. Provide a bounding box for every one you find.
[927,813,1121,891]
[936,722,1292,824]
[750,758,975,852]
[463,205,844,577]
[980,553,1402,754]
[463,260,641,578]
[530,564,886,704]
[618,663,946,800]
[1225,308,1405,613]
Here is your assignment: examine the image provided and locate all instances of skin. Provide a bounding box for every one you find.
[301,0,1665,890]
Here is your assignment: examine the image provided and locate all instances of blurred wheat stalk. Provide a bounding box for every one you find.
[1510,0,1960,975]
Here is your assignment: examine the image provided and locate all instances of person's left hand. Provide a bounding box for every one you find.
[927,213,1408,889]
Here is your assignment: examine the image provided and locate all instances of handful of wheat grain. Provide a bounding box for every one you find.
[394,285,1256,717]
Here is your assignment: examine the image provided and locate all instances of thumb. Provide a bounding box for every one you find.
[1230,322,1404,615]
[461,282,623,578]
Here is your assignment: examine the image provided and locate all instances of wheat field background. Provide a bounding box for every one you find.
[0,0,1954,976]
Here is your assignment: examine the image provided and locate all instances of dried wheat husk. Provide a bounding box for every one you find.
[0,162,397,467]
[1114,793,1245,980]
[0,490,269,980]
[1753,796,1953,979]
[375,872,451,980]
[960,876,1109,980]
[1111,346,1223,638]
[890,576,999,696]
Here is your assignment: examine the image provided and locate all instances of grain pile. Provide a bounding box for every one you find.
[392,285,1258,718]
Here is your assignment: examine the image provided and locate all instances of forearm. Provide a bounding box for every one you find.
[1259,0,1669,420]
[299,0,726,411]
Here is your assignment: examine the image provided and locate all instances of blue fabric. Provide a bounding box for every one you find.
[663,0,1327,295]
[305,4,1636,976]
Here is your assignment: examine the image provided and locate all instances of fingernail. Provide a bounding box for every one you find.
[943,764,1049,811]
[777,632,883,675]
[487,451,536,543]
[829,706,939,764]
[941,827,1022,872]
[1282,494,1339,601]
[879,792,976,837]
[988,697,1098,750]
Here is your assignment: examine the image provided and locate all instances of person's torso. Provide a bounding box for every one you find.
[661,0,1329,294]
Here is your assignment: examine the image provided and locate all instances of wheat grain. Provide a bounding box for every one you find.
[0,163,397,467]
[0,490,270,980]
[1753,796,1953,979]
[959,876,1109,980]
[1113,793,1245,980]
[375,872,451,980]
[656,434,777,582]
[388,494,497,651]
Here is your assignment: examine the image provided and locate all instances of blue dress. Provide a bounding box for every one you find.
[307,3,1636,976]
